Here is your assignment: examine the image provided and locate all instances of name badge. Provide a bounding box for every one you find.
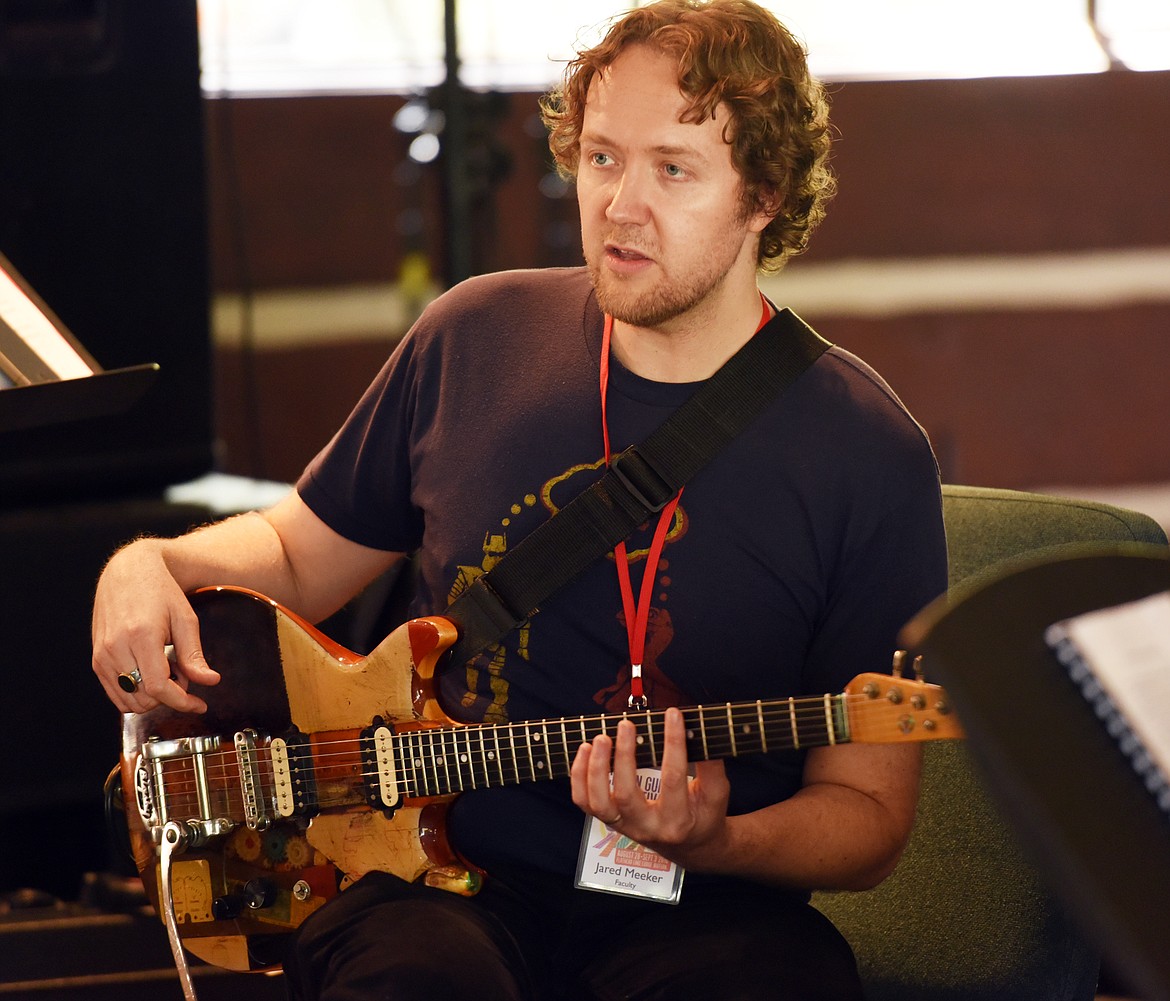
[573,768,685,904]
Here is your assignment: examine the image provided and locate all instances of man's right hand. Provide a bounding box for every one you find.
[90,494,404,717]
[91,538,221,715]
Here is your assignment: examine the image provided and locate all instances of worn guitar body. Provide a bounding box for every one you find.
[120,586,466,973]
[120,585,962,974]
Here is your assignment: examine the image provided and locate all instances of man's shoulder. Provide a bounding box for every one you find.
[815,345,923,428]
[791,342,936,474]
[402,267,600,376]
[428,266,596,323]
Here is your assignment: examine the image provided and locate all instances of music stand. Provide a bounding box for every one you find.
[0,251,157,433]
[902,545,1170,1001]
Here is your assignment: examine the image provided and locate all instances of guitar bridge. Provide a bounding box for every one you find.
[234,729,272,831]
[136,734,237,848]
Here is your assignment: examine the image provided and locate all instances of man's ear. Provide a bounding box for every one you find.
[748,187,782,233]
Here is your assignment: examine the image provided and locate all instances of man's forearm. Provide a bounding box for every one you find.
[677,771,918,891]
[151,509,304,606]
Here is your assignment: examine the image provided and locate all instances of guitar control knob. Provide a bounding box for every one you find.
[243,878,278,910]
[212,894,243,920]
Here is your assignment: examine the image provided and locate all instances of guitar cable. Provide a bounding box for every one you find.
[105,765,201,999]
[102,765,134,868]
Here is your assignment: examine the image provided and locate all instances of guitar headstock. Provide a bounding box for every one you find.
[843,672,965,743]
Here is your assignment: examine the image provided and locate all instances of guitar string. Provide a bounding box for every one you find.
[156,696,896,796]
[153,693,928,786]
[145,694,941,818]
[154,692,928,790]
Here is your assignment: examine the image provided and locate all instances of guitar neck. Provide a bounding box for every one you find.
[374,695,846,802]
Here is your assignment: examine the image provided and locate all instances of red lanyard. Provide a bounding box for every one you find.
[599,297,770,709]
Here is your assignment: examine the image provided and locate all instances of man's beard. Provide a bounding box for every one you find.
[587,258,733,329]
[585,221,751,329]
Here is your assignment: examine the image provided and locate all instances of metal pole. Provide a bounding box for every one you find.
[441,0,474,284]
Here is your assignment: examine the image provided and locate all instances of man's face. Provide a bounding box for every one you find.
[576,44,771,331]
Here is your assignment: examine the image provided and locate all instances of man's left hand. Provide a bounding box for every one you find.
[569,707,732,867]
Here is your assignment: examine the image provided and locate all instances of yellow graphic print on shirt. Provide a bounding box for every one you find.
[447,529,531,724]
[445,459,688,722]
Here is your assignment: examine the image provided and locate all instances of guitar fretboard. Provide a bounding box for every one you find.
[378,695,846,801]
[141,695,852,828]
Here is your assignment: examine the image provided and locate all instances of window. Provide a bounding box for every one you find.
[1094,0,1170,70]
[197,0,1170,95]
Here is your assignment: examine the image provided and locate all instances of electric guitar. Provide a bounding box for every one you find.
[119,584,964,974]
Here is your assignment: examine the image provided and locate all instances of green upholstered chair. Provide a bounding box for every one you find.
[812,484,1169,1001]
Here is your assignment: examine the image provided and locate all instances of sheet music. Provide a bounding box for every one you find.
[1047,591,1170,799]
[0,264,94,381]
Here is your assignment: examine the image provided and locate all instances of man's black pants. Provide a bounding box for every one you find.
[283,865,864,1001]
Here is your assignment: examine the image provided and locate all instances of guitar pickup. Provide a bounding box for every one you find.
[359,719,401,813]
[270,730,319,818]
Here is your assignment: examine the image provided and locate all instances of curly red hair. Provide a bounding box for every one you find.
[540,0,835,272]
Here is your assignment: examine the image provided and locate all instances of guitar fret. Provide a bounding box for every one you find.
[415,731,429,796]
[453,728,470,791]
[559,719,573,779]
[458,729,472,790]
[458,725,472,790]
[498,728,510,784]
[730,704,761,756]
[756,701,768,754]
[401,732,416,796]
[468,727,480,788]
[504,724,518,784]
[491,726,505,785]
[465,729,478,790]
[788,696,800,750]
[451,729,463,791]
[428,731,444,795]
[513,727,526,783]
[446,730,458,791]
[698,705,709,760]
[403,732,417,796]
[475,727,489,788]
[445,730,458,792]
[823,694,836,745]
[396,733,410,797]
[438,729,455,793]
[428,730,440,794]
[409,731,423,796]
[726,704,738,757]
[524,724,537,782]
[644,710,658,769]
[435,730,449,792]
[538,723,552,779]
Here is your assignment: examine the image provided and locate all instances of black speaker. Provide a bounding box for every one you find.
[0,0,214,504]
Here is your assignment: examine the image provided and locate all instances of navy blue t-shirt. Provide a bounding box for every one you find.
[298,267,948,880]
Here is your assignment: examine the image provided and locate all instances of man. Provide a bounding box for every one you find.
[93,2,947,998]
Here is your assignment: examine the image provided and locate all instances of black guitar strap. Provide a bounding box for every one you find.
[442,307,830,666]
